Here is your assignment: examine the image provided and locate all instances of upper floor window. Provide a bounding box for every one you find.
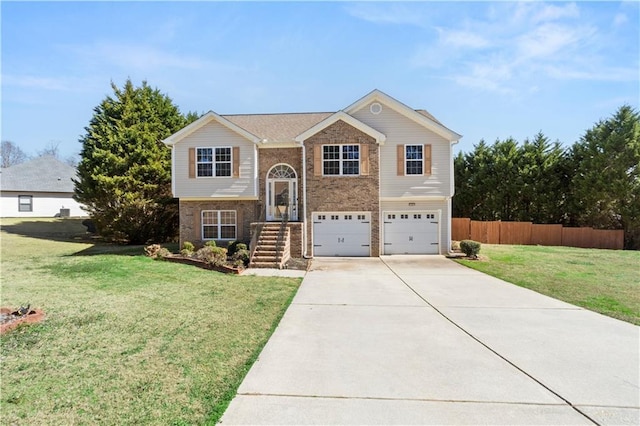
[398,144,431,176]
[18,195,33,212]
[405,145,423,175]
[323,144,359,176]
[197,147,231,177]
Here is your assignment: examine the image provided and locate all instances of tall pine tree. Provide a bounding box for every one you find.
[74,79,197,244]
[570,105,640,249]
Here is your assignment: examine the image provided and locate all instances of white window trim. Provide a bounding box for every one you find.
[18,195,33,212]
[196,146,232,178]
[322,144,360,176]
[201,210,237,240]
[405,144,424,176]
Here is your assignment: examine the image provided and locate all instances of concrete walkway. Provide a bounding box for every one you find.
[220,256,639,425]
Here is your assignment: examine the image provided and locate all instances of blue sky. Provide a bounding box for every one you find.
[2,1,638,160]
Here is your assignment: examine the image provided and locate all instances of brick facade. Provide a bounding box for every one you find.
[179,200,257,248]
[304,120,380,256]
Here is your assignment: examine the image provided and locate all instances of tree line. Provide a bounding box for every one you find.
[453,105,640,249]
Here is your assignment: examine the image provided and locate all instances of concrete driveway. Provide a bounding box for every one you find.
[220,256,639,425]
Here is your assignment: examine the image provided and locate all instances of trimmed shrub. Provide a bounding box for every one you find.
[204,240,217,248]
[157,247,172,258]
[460,240,481,258]
[180,241,195,257]
[227,241,248,257]
[145,244,172,259]
[195,246,227,266]
[144,244,162,258]
[231,248,250,267]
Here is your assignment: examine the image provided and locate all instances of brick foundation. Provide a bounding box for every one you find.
[179,200,258,248]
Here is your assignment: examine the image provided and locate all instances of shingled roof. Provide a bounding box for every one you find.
[1,156,77,193]
[223,112,333,143]
[221,109,443,143]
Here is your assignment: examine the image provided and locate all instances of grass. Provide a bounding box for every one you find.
[0,218,301,425]
[455,244,640,325]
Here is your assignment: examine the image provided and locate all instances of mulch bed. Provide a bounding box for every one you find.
[161,255,244,274]
[0,307,46,334]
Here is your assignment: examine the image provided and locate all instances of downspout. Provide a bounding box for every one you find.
[254,143,259,198]
[300,141,312,259]
[447,139,458,254]
[171,145,176,197]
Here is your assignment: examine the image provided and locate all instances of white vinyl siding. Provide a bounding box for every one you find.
[379,199,450,255]
[351,103,451,198]
[173,120,256,198]
[1,192,87,218]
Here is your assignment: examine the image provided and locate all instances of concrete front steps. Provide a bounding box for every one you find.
[250,224,291,269]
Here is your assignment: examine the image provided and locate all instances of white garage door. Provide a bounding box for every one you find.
[383,212,439,254]
[313,212,371,256]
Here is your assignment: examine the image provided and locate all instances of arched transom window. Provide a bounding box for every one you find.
[268,164,296,179]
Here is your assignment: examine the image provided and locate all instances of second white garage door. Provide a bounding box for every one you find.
[383,212,439,254]
[313,212,370,256]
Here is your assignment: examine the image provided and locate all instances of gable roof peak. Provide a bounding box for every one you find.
[294,111,386,144]
[344,90,461,142]
[162,111,261,146]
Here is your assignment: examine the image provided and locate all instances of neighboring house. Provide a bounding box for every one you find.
[1,156,87,217]
[163,90,461,262]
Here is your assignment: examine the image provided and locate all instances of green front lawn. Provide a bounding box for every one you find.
[0,218,301,425]
[456,244,640,325]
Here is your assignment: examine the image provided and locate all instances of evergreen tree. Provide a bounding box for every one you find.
[518,133,568,223]
[570,105,640,249]
[74,79,197,244]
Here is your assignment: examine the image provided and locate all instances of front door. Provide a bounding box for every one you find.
[266,164,298,221]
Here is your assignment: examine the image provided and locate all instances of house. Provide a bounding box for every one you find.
[163,90,461,265]
[1,156,87,217]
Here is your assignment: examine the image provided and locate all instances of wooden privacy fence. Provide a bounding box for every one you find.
[452,218,624,250]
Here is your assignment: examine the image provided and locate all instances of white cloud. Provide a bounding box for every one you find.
[452,59,516,95]
[409,2,636,95]
[531,2,580,23]
[613,13,628,26]
[516,23,588,60]
[88,42,210,71]
[344,3,426,27]
[440,29,490,49]
[2,75,70,91]
[544,65,638,81]
[411,28,491,69]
